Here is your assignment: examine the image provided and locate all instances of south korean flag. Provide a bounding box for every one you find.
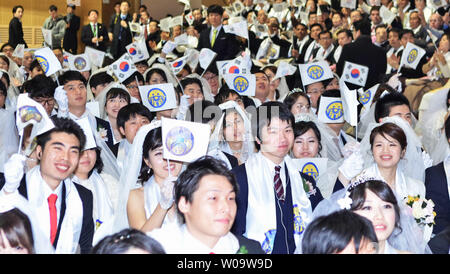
[126,40,149,63]
[342,61,369,87]
[110,53,137,83]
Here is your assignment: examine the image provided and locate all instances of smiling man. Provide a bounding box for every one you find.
[231,101,313,254]
[0,117,94,253]
[149,156,263,254]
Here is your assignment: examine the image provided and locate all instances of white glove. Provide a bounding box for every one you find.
[342,140,361,159]
[159,176,177,210]
[54,86,69,118]
[422,151,433,169]
[176,95,190,120]
[3,154,27,194]
[338,151,364,181]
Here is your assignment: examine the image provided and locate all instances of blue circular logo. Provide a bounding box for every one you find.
[359,90,371,105]
[165,126,194,156]
[233,76,249,93]
[147,88,167,108]
[307,65,324,80]
[407,49,418,64]
[74,57,87,71]
[325,101,343,120]
[301,162,319,180]
[36,55,49,74]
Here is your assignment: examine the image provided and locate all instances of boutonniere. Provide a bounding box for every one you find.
[97,126,108,142]
[404,195,436,227]
[301,177,316,197]
[237,245,248,254]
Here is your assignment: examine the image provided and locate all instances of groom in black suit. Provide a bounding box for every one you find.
[81,10,110,52]
[425,116,450,235]
[196,5,240,61]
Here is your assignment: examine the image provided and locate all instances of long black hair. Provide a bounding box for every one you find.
[138,127,163,183]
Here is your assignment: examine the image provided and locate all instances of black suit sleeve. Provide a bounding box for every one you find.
[73,183,94,254]
[231,164,248,237]
[81,25,93,46]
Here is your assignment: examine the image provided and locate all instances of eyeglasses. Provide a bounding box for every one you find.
[34,97,55,106]
[126,85,139,90]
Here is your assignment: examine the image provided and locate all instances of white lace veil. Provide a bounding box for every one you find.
[86,67,110,102]
[208,101,255,163]
[184,73,215,102]
[0,108,19,173]
[94,81,128,120]
[359,116,426,182]
[310,183,432,254]
[0,192,55,254]
[112,120,162,234]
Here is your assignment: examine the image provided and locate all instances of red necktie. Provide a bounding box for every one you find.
[48,194,58,244]
[144,24,148,40]
[274,166,284,202]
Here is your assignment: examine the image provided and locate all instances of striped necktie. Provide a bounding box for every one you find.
[274,165,284,202]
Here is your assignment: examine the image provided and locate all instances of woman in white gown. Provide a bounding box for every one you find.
[126,123,183,233]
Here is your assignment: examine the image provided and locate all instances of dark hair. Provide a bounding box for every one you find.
[337,28,353,40]
[49,5,58,12]
[67,4,76,10]
[293,121,323,155]
[369,122,407,152]
[214,87,242,106]
[88,9,99,16]
[105,88,131,105]
[0,55,10,68]
[302,210,378,254]
[58,70,87,87]
[123,71,144,87]
[445,115,450,141]
[370,5,381,14]
[375,24,387,32]
[23,74,57,99]
[186,100,221,124]
[207,4,224,16]
[175,156,238,223]
[87,147,104,177]
[0,80,7,99]
[0,208,35,254]
[254,101,294,142]
[92,228,165,254]
[29,59,43,73]
[388,27,401,38]
[116,103,153,130]
[284,91,311,113]
[399,29,414,40]
[349,179,402,235]
[12,5,24,14]
[37,117,86,152]
[0,43,14,52]
[180,77,204,96]
[145,68,168,84]
[319,30,332,39]
[263,65,280,99]
[0,69,10,88]
[139,127,163,182]
[353,19,371,35]
[310,23,323,32]
[374,92,411,123]
[89,72,114,89]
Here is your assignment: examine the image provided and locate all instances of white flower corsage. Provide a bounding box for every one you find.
[337,191,353,210]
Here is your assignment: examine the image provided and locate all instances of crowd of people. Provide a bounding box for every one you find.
[0,0,450,255]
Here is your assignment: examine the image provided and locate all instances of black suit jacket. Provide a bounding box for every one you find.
[397,49,427,79]
[337,35,387,90]
[270,35,292,59]
[63,14,80,53]
[81,23,110,52]
[8,17,27,48]
[425,162,450,235]
[292,36,313,64]
[110,14,133,59]
[0,173,94,254]
[196,26,240,61]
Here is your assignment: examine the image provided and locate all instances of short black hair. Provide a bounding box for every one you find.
[399,29,414,40]
[88,9,99,16]
[29,59,43,73]
[180,77,204,96]
[105,88,131,105]
[116,103,153,130]
[207,4,224,16]
[145,68,168,84]
[310,23,323,32]
[353,19,371,35]
[337,28,353,40]
[89,72,114,89]
[92,228,165,254]
[301,210,378,254]
[253,101,294,142]
[49,5,58,12]
[88,147,103,177]
[37,117,86,152]
[214,87,243,106]
[123,71,144,86]
[23,74,57,99]
[58,70,87,87]
[186,100,221,124]
[12,5,24,14]
[175,156,238,223]
[319,30,332,39]
[374,92,411,123]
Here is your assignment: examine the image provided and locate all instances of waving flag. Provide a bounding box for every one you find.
[317,96,344,124]
[223,20,249,39]
[342,61,369,87]
[126,40,149,63]
[224,74,256,97]
[12,44,25,59]
[139,83,178,112]
[339,78,359,126]
[169,55,189,75]
[199,48,217,70]
[185,12,194,25]
[299,60,333,86]
[75,117,97,151]
[111,53,137,83]
[68,54,91,72]
[162,117,211,163]
[34,47,62,77]
[84,46,105,68]
[273,61,297,80]
[41,28,53,47]
[358,83,379,119]
[400,42,426,70]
